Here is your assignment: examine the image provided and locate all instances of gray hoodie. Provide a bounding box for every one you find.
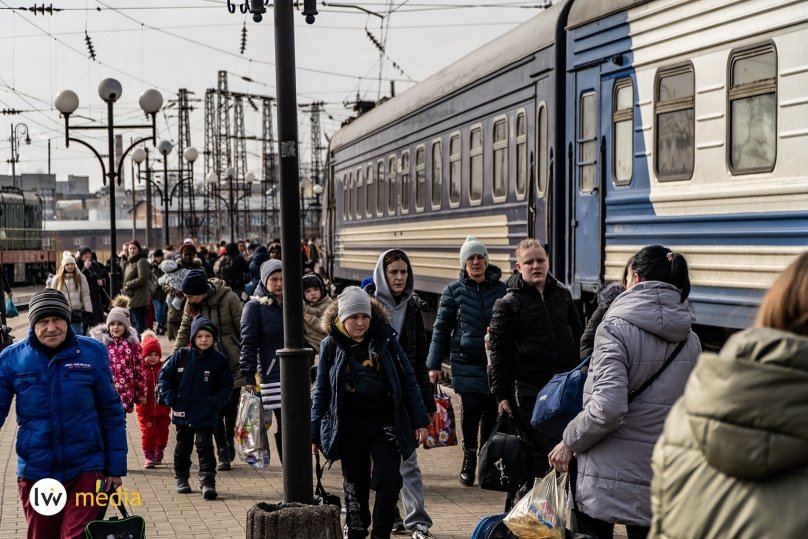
[563,280,701,526]
[371,249,414,336]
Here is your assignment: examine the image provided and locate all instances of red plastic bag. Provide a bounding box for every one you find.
[424,383,457,448]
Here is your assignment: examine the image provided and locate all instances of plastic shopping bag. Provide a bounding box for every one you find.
[5,297,18,318]
[424,383,457,448]
[234,390,270,468]
[503,469,567,539]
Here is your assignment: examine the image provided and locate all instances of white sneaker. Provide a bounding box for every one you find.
[411,525,436,539]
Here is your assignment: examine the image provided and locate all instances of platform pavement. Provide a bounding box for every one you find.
[0,303,628,538]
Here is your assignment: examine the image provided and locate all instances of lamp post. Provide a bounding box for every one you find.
[55,80,162,297]
[7,123,31,189]
[182,146,199,239]
[311,182,324,239]
[158,140,173,246]
[132,147,152,246]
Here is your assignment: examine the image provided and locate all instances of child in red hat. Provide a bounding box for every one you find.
[136,330,171,468]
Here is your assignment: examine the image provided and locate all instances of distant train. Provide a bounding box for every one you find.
[0,187,55,285]
[323,0,808,341]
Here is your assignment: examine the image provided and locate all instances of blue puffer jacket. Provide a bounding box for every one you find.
[239,282,284,386]
[311,298,429,463]
[0,329,127,482]
[426,264,507,394]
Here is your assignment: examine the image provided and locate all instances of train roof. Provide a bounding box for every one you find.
[330,0,571,152]
[567,0,653,29]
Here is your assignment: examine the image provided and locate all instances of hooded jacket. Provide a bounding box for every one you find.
[579,281,625,359]
[563,281,700,526]
[367,249,435,413]
[650,328,808,538]
[173,279,245,387]
[311,298,430,463]
[426,264,507,395]
[82,259,109,326]
[122,249,151,308]
[303,275,334,354]
[158,316,233,429]
[0,329,127,482]
[239,281,284,387]
[89,324,148,411]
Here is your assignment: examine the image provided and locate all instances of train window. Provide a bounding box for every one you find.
[449,132,461,207]
[579,92,597,191]
[401,151,410,214]
[492,117,508,201]
[613,79,634,185]
[516,111,527,198]
[655,64,695,181]
[415,146,426,212]
[347,172,354,220]
[366,163,374,218]
[537,104,547,196]
[356,167,364,220]
[728,44,777,174]
[342,174,348,220]
[470,125,483,204]
[388,155,398,215]
[376,160,385,216]
[432,139,442,209]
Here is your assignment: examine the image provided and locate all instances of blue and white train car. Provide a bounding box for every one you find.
[325,0,573,300]
[566,0,808,332]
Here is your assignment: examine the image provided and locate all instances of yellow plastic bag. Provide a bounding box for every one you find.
[504,469,567,539]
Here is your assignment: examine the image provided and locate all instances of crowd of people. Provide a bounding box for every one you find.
[0,233,805,539]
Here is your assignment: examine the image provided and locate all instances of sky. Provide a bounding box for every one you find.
[0,0,547,192]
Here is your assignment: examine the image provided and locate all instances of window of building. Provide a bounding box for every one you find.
[613,79,634,185]
[537,104,547,196]
[400,151,410,214]
[578,92,597,191]
[431,140,442,209]
[729,44,777,173]
[449,133,461,207]
[388,155,397,215]
[356,167,364,220]
[415,145,426,212]
[515,111,527,198]
[365,163,374,218]
[492,117,508,200]
[470,125,483,204]
[655,64,695,180]
[376,160,385,216]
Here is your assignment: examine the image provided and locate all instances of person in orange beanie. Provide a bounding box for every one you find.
[136,330,171,468]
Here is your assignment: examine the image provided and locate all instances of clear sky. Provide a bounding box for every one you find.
[0,0,547,191]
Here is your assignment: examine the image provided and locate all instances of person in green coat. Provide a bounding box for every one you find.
[650,251,808,539]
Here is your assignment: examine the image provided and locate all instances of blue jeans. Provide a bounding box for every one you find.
[152,298,167,327]
[400,449,432,531]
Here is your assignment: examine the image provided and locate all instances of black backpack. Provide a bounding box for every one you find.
[219,256,245,290]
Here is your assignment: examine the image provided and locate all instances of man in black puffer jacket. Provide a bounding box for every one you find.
[489,239,582,481]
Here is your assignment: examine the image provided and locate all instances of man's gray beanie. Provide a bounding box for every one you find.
[260,259,283,285]
[29,288,71,327]
[337,286,372,322]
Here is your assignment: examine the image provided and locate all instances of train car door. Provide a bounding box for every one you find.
[531,76,552,244]
[570,67,603,296]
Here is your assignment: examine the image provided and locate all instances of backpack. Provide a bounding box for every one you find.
[471,513,516,539]
[219,256,245,290]
[149,271,160,297]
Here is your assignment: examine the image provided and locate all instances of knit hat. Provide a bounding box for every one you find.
[62,255,77,267]
[459,236,488,268]
[78,246,92,257]
[302,273,327,299]
[181,269,210,296]
[260,259,283,286]
[190,314,219,342]
[106,306,132,333]
[179,240,196,254]
[140,330,162,358]
[359,276,374,290]
[152,249,164,258]
[337,286,371,322]
[29,288,72,327]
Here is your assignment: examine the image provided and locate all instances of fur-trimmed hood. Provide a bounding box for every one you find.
[88,323,140,346]
[320,294,389,335]
[598,281,625,310]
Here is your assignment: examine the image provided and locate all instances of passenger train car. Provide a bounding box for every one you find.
[0,187,54,285]
[324,0,808,338]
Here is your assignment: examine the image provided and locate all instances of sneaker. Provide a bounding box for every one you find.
[144,460,156,469]
[411,526,436,539]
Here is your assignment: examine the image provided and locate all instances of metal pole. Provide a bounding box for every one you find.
[9,125,16,189]
[107,101,120,298]
[229,173,235,243]
[145,150,153,248]
[131,153,137,241]
[164,157,170,247]
[274,0,313,505]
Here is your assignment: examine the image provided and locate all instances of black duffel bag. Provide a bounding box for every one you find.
[478,413,527,493]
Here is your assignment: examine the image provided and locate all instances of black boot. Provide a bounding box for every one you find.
[274,432,283,464]
[200,474,218,500]
[176,477,191,494]
[216,447,231,471]
[459,449,477,486]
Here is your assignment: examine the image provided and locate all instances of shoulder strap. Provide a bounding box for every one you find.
[628,340,687,403]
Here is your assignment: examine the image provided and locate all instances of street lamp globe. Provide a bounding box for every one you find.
[206,172,218,184]
[312,183,324,195]
[54,90,79,115]
[98,78,123,103]
[132,147,147,164]
[139,89,163,114]
[158,140,173,157]
[183,146,199,163]
[226,167,236,179]
[245,172,256,183]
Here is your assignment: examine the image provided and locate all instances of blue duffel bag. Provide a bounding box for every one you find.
[530,355,590,439]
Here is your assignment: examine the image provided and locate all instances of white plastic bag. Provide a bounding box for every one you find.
[504,469,567,539]
[234,390,270,468]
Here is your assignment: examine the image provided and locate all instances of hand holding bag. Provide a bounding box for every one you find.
[84,492,145,539]
[504,469,567,539]
[424,383,458,448]
[234,389,270,468]
[313,452,341,509]
[478,414,527,493]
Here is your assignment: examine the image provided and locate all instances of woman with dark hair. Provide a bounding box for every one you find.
[549,245,701,539]
[121,240,151,333]
[649,251,808,538]
[579,257,633,359]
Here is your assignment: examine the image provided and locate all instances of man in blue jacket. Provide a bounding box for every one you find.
[0,288,127,539]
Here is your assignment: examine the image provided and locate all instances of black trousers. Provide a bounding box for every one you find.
[511,380,556,481]
[458,391,498,451]
[340,417,402,539]
[570,509,649,539]
[214,389,241,456]
[174,425,216,479]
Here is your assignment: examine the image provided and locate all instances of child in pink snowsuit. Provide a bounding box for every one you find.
[136,330,171,468]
